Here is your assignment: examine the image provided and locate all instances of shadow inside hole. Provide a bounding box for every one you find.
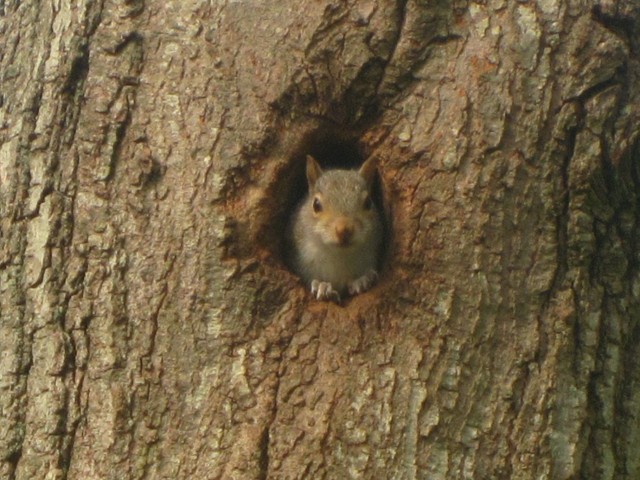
[306,134,363,170]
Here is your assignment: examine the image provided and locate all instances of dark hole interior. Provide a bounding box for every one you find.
[306,134,363,170]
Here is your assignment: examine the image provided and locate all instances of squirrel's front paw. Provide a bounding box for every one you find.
[347,269,378,296]
[311,280,341,302]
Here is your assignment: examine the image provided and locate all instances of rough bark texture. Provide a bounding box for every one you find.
[1,0,640,479]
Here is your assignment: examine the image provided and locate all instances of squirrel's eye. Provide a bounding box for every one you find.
[363,195,372,210]
[313,197,322,213]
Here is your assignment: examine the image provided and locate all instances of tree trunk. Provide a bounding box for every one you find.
[1,1,639,479]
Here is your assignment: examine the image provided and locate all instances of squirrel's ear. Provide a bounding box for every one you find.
[306,155,323,187]
[358,156,378,189]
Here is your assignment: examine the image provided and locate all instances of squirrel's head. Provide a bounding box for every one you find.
[305,155,379,249]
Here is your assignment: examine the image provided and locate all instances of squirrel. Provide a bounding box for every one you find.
[289,154,383,302]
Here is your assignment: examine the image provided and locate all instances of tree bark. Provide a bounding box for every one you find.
[1,1,640,479]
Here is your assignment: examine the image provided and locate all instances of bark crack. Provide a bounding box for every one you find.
[257,424,270,480]
[591,5,637,54]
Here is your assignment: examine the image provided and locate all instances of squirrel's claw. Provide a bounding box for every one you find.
[347,269,378,296]
[309,270,377,302]
[311,280,341,303]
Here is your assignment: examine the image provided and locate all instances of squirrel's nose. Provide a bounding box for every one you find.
[335,219,354,245]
